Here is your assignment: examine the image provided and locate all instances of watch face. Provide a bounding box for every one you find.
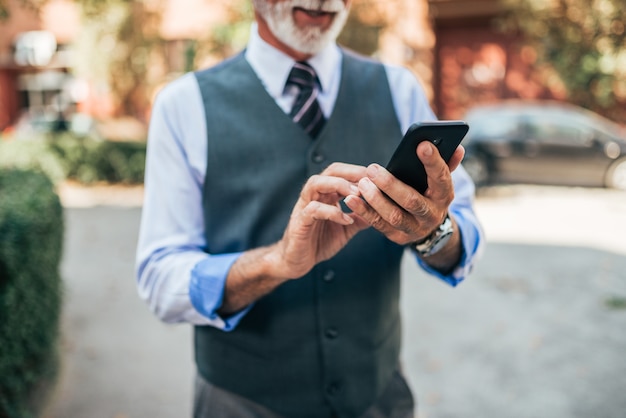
[414,214,453,256]
[426,229,453,255]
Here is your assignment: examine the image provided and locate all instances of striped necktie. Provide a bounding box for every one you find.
[286,61,326,138]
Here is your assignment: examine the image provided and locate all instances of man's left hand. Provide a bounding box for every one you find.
[344,141,464,247]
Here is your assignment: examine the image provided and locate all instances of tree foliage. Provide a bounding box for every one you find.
[73,0,163,121]
[198,0,253,61]
[499,0,626,122]
[0,0,44,20]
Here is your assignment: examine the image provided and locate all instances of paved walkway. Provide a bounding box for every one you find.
[43,184,626,418]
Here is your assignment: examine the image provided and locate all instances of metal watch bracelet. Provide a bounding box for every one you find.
[412,213,454,257]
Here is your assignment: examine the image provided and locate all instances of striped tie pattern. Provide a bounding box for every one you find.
[286,61,326,138]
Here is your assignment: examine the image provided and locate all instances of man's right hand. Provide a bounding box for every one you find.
[219,163,368,315]
[272,162,369,279]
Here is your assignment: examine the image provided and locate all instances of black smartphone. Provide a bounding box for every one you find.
[386,120,469,194]
[340,120,469,213]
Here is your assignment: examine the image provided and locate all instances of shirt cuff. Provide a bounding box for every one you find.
[415,209,483,287]
[189,253,254,331]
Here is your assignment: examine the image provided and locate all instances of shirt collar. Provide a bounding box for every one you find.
[245,23,342,97]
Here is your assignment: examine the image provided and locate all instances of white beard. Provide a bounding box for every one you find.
[253,0,350,55]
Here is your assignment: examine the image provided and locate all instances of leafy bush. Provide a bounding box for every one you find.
[0,139,66,184]
[0,134,147,185]
[0,169,64,418]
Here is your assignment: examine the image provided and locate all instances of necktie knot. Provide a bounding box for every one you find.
[286,61,319,91]
[286,61,325,139]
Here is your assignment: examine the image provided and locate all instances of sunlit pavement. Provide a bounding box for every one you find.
[43,185,626,418]
[401,185,626,418]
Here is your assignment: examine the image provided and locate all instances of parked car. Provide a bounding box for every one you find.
[461,101,626,190]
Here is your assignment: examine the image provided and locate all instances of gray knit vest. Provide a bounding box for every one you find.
[194,50,405,418]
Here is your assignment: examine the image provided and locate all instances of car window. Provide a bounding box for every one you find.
[467,112,519,140]
[465,103,626,147]
[524,115,593,146]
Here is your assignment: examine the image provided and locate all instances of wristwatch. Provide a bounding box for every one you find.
[412,214,454,257]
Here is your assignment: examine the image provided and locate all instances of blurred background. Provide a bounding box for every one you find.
[0,0,624,417]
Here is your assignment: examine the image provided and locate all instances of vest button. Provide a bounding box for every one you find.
[312,153,325,163]
[325,327,338,339]
[326,382,342,397]
[322,270,335,282]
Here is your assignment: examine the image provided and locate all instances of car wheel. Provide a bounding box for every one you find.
[463,154,490,187]
[606,158,626,191]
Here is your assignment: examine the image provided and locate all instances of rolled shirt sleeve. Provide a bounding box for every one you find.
[135,73,246,328]
[414,166,485,286]
[189,254,253,331]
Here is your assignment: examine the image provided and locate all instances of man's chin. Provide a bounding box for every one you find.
[283,33,330,56]
[270,19,337,55]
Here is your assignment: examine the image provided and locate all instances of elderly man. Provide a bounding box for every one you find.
[136,0,484,417]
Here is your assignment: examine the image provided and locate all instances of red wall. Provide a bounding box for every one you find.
[433,24,565,119]
[0,70,20,132]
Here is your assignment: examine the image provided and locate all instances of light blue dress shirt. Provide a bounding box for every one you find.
[135,25,484,329]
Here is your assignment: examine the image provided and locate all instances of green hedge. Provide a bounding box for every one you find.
[0,169,64,418]
[0,134,147,185]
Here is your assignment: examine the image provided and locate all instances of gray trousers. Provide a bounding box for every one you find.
[193,369,415,418]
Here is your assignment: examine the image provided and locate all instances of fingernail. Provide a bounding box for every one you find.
[343,214,355,224]
[367,164,379,178]
[359,177,373,190]
[350,185,359,195]
[422,142,433,157]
